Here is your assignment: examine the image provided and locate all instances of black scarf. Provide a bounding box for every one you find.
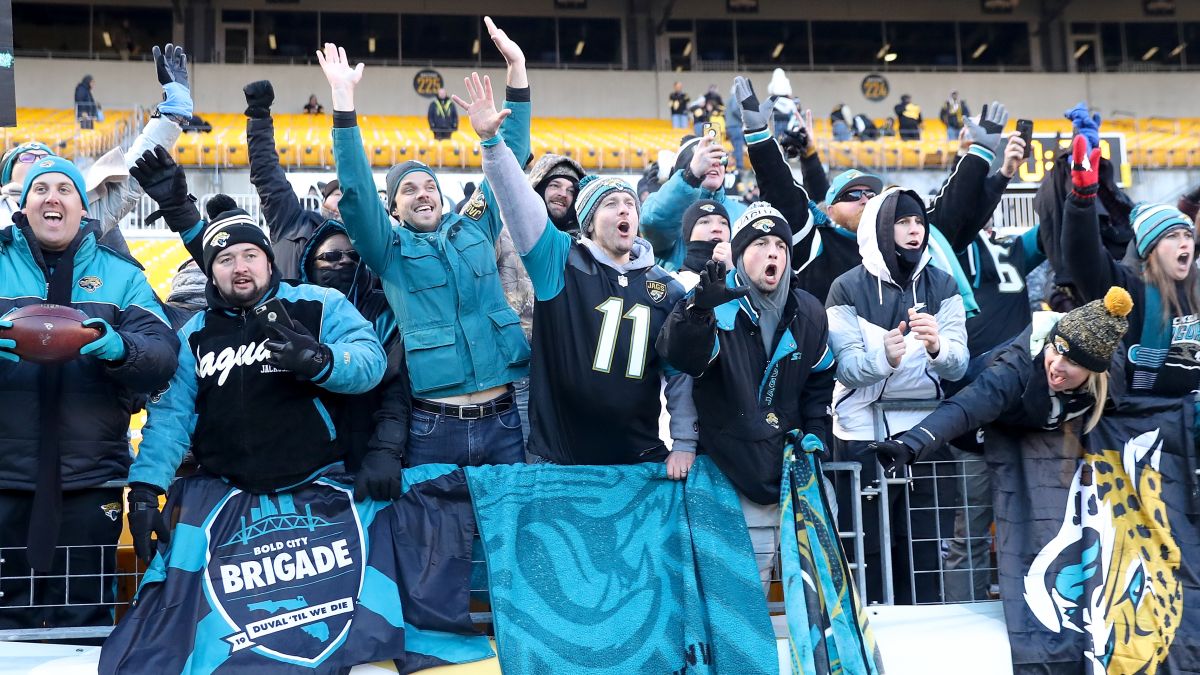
[682,240,718,273]
[19,219,87,572]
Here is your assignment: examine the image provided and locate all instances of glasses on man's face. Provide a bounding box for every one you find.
[314,250,360,264]
[835,188,877,204]
[17,151,49,164]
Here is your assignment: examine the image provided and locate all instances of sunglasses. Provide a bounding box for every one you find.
[17,151,49,163]
[314,250,360,264]
[835,189,877,204]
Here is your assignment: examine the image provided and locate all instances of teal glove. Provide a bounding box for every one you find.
[80,318,127,362]
[0,319,18,363]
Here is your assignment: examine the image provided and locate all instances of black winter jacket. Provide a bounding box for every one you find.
[0,218,179,489]
[247,114,333,281]
[657,271,836,504]
[897,325,1099,459]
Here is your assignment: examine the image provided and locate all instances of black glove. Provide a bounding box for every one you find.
[779,127,811,160]
[153,43,189,88]
[130,145,201,233]
[244,80,275,119]
[868,439,916,477]
[264,320,332,381]
[354,449,404,502]
[690,260,749,311]
[128,483,171,564]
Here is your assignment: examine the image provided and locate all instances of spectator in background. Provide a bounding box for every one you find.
[831,104,853,141]
[881,117,897,138]
[853,113,880,141]
[320,179,342,220]
[704,84,724,109]
[939,91,969,141]
[895,94,922,140]
[1176,182,1200,225]
[767,68,796,139]
[668,81,689,129]
[427,87,458,140]
[690,95,712,137]
[74,75,100,126]
[303,94,324,115]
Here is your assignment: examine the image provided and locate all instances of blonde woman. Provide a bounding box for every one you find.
[868,286,1132,471]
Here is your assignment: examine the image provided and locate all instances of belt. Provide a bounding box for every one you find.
[413,392,515,420]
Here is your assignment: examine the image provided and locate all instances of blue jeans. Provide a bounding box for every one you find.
[406,405,525,467]
[671,113,689,129]
[947,125,962,141]
[513,376,532,457]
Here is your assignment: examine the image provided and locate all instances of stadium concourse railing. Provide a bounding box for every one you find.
[0,398,994,642]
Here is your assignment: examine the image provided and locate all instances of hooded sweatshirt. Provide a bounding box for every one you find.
[824,188,970,441]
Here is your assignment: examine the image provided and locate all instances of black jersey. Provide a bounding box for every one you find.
[522,231,684,465]
[959,229,1044,358]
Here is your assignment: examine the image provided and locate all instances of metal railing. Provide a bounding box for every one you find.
[0,399,995,641]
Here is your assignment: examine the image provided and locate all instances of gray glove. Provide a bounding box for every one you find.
[733,76,774,133]
[964,100,1008,155]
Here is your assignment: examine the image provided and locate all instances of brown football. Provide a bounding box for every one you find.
[1,304,101,364]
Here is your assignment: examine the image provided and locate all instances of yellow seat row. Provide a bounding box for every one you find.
[3,108,1199,172]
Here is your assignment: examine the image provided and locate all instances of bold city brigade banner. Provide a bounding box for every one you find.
[99,465,493,674]
[990,396,1200,674]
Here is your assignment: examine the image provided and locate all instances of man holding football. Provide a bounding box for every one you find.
[0,156,179,630]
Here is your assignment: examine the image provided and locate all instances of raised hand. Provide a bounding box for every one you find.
[999,133,1027,179]
[1069,134,1101,201]
[484,16,525,67]
[153,43,192,120]
[316,43,364,111]
[907,308,941,357]
[733,76,773,132]
[153,44,189,88]
[451,72,511,142]
[884,321,907,368]
[690,260,749,311]
[688,133,725,189]
[963,100,1008,153]
[243,80,275,119]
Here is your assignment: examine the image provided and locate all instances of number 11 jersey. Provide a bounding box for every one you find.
[521,229,685,465]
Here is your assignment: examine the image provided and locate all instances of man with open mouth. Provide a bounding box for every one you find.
[656,201,836,586]
[465,71,700,479]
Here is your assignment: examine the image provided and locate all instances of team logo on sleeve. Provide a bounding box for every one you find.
[460,189,487,220]
[205,483,365,665]
[645,280,668,303]
[77,276,102,292]
[100,501,121,521]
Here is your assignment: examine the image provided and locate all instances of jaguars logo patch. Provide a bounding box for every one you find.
[1053,334,1070,355]
[37,159,55,169]
[461,189,487,220]
[699,203,715,213]
[78,275,102,292]
[645,280,668,303]
[751,218,775,233]
[765,412,780,429]
[100,501,121,522]
[213,231,230,248]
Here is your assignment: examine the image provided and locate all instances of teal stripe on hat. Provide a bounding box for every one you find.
[1133,203,1191,259]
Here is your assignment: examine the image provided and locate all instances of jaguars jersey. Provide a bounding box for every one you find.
[522,230,684,466]
[960,229,1043,358]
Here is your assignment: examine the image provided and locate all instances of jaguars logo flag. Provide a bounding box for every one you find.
[99,465,493,674]
[991,396,1200,674]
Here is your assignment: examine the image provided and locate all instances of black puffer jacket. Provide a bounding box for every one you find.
[0,218,179,489]
[897,324,1101,459]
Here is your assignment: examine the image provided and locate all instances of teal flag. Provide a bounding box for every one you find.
[466,457,777,674]
[781,433,885,675]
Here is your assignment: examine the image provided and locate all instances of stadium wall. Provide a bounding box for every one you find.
[15,58,1200,121]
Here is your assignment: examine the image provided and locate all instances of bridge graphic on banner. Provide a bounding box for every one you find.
[221,493,337,547]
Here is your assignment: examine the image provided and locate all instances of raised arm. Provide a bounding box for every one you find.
[128,145,206,266]
[244,80,316,245]
[320,43,396,274]
[735,77,812,265]
[1061,135,1132,303]
[926,102,1009,252]
[89,44,189,233]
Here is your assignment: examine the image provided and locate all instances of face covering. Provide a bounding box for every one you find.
[314,265,360,299]
[683,239,719,273]
[894,247,923,283]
